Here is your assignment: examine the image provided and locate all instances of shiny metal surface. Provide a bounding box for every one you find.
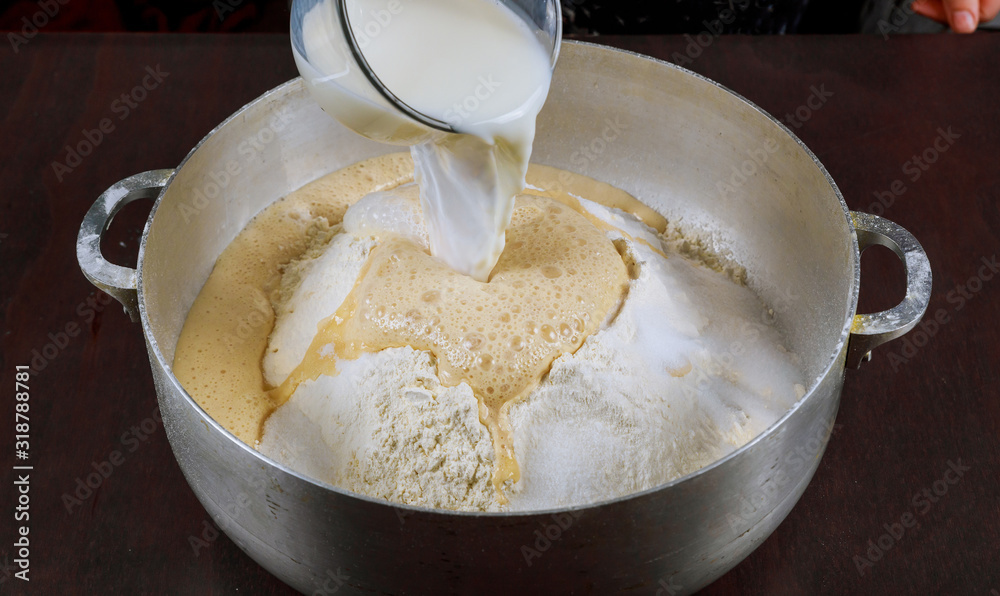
[76,169,174,322]
[846,212,933,368]
[77,42,931,594]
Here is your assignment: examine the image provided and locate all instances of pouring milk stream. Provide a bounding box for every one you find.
[293,0,555,281]
[171,2,808,509]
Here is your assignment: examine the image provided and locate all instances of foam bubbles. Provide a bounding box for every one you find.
[173,153,414,444]
[272,193,629,499]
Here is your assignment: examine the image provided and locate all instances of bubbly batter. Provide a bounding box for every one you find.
[173,153,804,511]
[173,153,413,444]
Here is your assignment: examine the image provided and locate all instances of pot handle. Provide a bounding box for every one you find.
[847,211,932,368]
[76,170,174,323]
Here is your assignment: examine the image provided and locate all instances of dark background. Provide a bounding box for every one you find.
[1,0,998,593]
[0,0,874,34]
[3,31,999,595]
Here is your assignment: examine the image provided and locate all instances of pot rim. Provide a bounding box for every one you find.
[136,40,860,518]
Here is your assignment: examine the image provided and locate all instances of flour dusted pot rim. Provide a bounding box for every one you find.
[77,42,931,594]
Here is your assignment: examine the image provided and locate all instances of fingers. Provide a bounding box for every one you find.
[943,0,981,31]
[981,0,1000,20]
[911,0,949,22]
[911,0,980,32]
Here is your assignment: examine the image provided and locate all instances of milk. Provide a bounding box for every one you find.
[294,0,554,280]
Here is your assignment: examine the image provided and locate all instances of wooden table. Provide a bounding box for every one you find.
[1,32,997,595]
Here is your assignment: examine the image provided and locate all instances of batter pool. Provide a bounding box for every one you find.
[173,153,805,512]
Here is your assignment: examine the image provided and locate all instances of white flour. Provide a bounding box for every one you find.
[258,187,804,512]
[262,347,500,511]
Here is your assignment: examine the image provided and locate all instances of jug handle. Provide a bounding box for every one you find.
[76,170,175,323]
[847,211,932,369]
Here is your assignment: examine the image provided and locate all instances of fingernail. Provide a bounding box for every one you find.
[954,10,977,32]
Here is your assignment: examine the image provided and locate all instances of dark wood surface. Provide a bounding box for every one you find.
[1,32,998,595]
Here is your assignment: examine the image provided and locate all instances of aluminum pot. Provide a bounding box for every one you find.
[76,42,930,594]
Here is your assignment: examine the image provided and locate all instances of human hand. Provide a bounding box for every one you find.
[911,0,1000,33]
